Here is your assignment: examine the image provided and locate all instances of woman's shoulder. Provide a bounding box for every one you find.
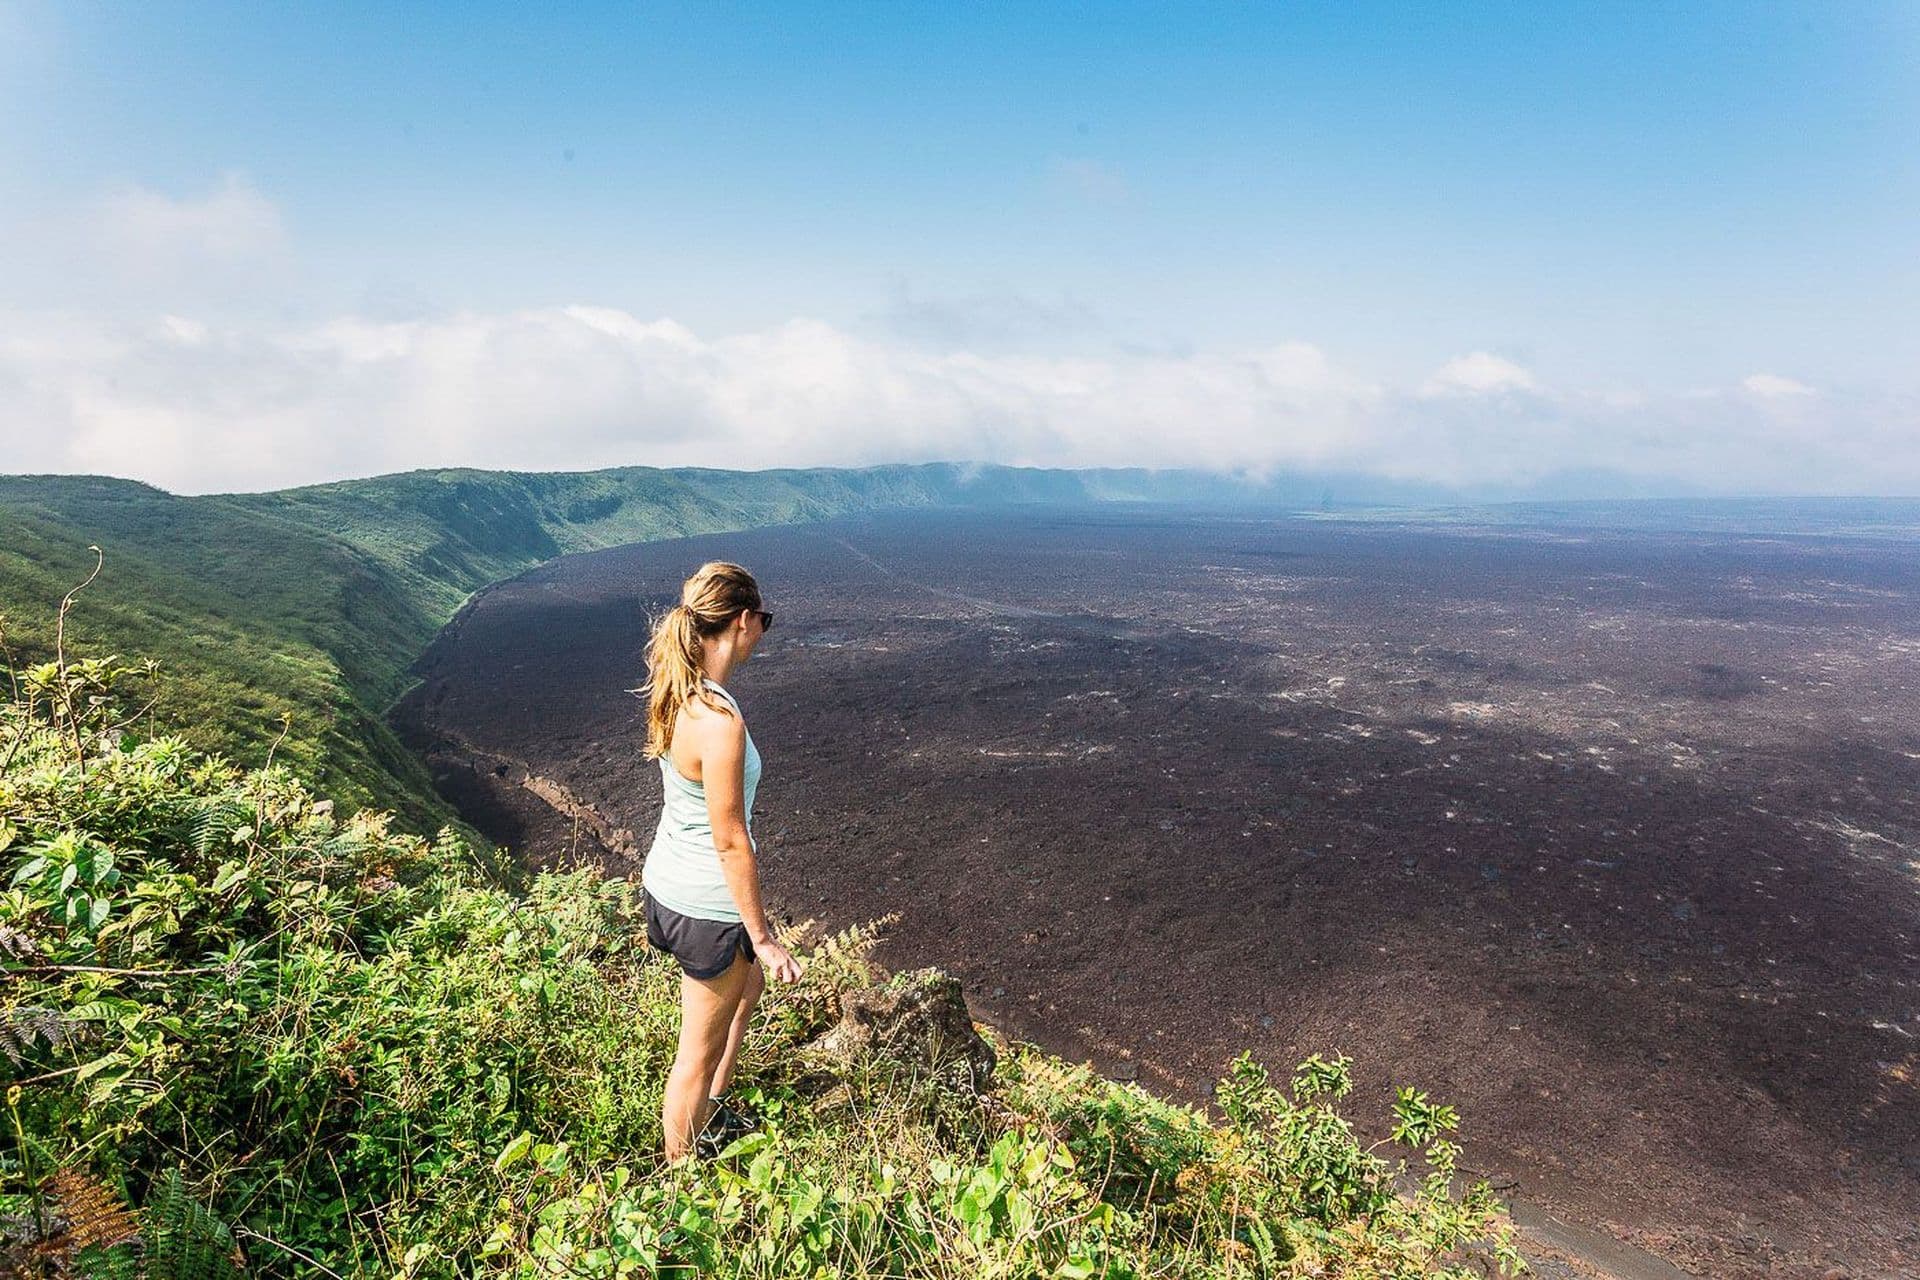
[678,687,746,741]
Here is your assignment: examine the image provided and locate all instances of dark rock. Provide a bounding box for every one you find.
[814,968,996,1089]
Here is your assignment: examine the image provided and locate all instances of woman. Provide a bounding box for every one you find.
[638,560,801,1163]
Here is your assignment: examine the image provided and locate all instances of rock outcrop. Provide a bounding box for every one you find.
[813,968,996,1090]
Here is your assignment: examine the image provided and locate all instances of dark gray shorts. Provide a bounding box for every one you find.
[645,894,757,980]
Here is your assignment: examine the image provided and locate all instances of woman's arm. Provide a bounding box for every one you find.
[697,712,801,981]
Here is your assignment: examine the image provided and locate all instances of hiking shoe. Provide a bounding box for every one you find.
[694,1098,758,1158]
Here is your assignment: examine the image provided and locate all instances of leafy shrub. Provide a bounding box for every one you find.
[2,598,1520,1277]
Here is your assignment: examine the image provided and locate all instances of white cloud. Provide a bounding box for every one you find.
[94,173,285,280]
[0,179,1910,497]
[1420,351,1538,397]
[158,315,208,346]
[0,306,1374,491]
[0,174,294,314]
[1741,373,1815,398]
[0,305,1913,497]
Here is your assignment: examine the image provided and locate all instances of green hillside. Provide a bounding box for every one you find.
[0,475,438,826]
[0,464,1243,835]
[0,637,1518,1278]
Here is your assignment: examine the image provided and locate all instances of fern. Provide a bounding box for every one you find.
[799,913,899,1001]
[0,920,43,961]
[0,1169,245,1280]
[1246,1213,1290,1273]
[764,914,902,1041]
[75,1242,145,1280]
[170,800,254,861]
[810,912,899,970]
[142,1170,244,1280]
[44,1167,143,1280]
[0,1006,69,1067]
[52,1168,140,1250]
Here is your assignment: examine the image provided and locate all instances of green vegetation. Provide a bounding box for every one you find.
[0,464,1292,836]
[2,601,1521,1276]
[0,477,438,828]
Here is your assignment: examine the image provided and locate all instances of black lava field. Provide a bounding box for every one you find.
[394,505,1920,1278]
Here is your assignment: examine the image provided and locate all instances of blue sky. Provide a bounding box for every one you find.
[1,2,1915,493]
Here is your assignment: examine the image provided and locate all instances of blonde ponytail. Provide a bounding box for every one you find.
[640,562,763,758]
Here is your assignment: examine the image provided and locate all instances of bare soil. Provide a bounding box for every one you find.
[393,506,1920,1278]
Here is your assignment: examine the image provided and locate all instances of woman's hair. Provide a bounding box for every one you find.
[640,561,763,759]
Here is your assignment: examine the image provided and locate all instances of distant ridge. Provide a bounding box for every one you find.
[4,461,1915,835]
[0,461,1364,830]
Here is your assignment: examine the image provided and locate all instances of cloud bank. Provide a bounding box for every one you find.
[0,178,1912,497]
[4,304,1909,497]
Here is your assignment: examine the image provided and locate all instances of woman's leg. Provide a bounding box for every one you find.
[663,953,752,1161]
[706,956,765,1102]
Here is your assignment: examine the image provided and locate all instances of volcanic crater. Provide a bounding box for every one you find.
[393,505,1920,1278]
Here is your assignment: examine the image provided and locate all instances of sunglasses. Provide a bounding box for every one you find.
[747,608,774,631]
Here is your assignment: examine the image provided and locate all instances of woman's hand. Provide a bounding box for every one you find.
[755,937,802,983]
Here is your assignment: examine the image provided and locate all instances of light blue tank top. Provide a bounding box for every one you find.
[641,678,761,922]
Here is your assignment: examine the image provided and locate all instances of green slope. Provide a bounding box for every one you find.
[0,475,438,825]
[0,463,1292,834]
